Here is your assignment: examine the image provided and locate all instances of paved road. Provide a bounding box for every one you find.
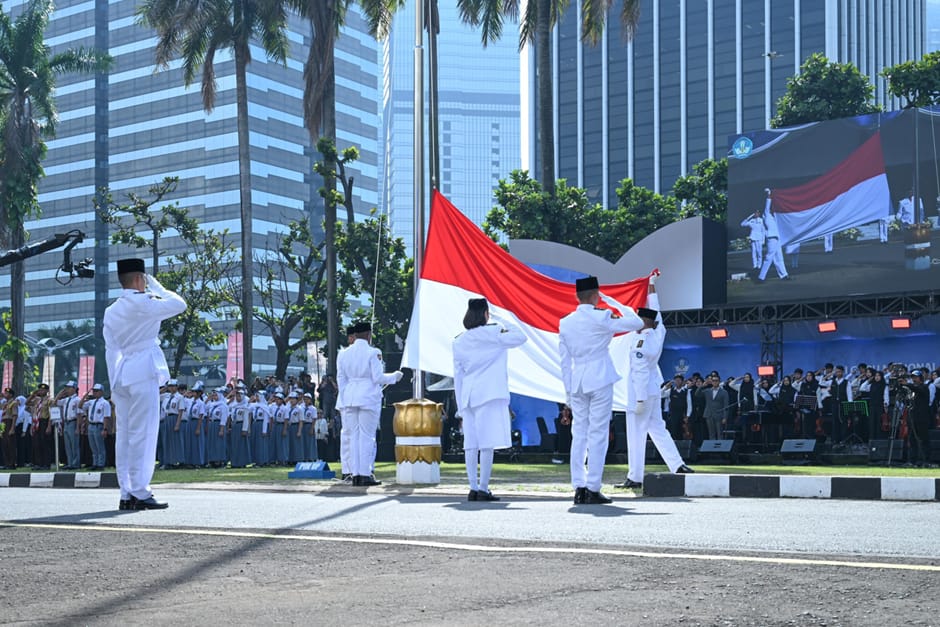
[2,487,938,626]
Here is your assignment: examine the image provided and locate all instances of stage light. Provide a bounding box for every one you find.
[891,317,911,330]
[710,327,728,339]
[757,365,775,377]
[818,320,837,333]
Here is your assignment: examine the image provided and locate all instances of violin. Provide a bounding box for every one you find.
[881,410,890,432]
[815,412,825,436]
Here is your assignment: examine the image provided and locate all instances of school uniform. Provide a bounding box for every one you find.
[302,401,318,461]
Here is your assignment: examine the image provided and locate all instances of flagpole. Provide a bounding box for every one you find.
[413,0,425,400]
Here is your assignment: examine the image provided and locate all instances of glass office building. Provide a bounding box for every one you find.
[534,0,926,203]
[1,0,381,374]
[382,0,521,252]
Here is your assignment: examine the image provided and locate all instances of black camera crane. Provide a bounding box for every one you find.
[0,230,93,284]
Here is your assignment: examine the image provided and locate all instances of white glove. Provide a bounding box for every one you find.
[598,292,620,308]
[649,270,660,286]
[393,370,404,383]
[635,400,646,412]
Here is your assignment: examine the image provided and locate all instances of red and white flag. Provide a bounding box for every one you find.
[772,133,891,247]
[78,354,95,396]
[401,191,650,408]
[226,331,244,383]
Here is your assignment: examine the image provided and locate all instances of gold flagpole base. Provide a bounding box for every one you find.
[393,397,443,485]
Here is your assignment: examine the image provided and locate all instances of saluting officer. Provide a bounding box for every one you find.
[103,258,186,510]
[616,272,694,490]
[55,381,81,469]
[559,276,644,505]
[80,383,111,470]
[337,321,403,486]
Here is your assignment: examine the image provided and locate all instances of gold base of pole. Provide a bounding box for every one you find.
[393,397,442,484]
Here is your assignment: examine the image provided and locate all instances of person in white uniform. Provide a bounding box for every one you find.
[740,211,765,269]
[615,273,694,490]
[336,321,402,486]
[559,275,644,505]
[452,298,527,502]
[338,325,356,480]
[757,188,790,282]
[80,383,111,470]
[103,258,186,510]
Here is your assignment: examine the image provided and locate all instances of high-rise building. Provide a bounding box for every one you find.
[532,0,926,203]
[1,0,381,377]
[382,0,521,252]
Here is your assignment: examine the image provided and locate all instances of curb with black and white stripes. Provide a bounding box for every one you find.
[3,471,939,501]
[0,472,118,489]
[644,473,940,501]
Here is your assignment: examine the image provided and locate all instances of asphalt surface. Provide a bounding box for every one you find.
[2,486,938,626]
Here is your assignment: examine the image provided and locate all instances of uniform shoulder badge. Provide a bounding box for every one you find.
[636,339,644,348]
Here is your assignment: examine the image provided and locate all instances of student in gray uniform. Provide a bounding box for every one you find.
[186,383,206,467]
[206,388,229,467]
[229,396,252,468]
[81,383,111,469]
[287,393,304,464]
[302,393,318,461]
[248,391,270,466]
[273,393,290,465]
[163,379,185,467]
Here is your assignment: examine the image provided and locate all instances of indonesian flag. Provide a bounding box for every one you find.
[772,133,891,247]
[78,354,95,397]
[401,191,650,409]
[226,331,244,382]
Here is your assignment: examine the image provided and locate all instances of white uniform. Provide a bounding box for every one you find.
[559,298,643,492]
[336,339,400,478]
[625,293,687,483]
[103,276,186,501]
[757,197,789,281]
[740,215,765,269]
[453,317,527,493]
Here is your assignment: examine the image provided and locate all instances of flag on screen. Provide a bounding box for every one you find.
[771,133,891,247]
[401,191,650,408]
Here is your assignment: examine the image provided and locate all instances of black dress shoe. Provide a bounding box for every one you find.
[132,496,169,510]
[573,487,587,504]
[476,490,500,501]
[615,479,643,489]
[676,464,695,474]
[118,499,132,511]
[467,489,479,501]
[359,475,382,487]
[584,489,613,504]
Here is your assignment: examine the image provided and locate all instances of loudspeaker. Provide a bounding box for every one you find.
[869,439,905,463]
[780,438,816,463]
[675,439,696,462]
[697,439,736,463]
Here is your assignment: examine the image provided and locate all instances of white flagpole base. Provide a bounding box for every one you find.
[396,461,440,485]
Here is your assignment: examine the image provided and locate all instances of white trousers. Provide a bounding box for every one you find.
[569,384,613,492]
[758,237,788,280]
[879,219,889,242]
[824,233,833,252]
[750,239,763,269]
[627,395,685,483]
[340,417,351,473]
[112,379,160,500]
[341,406,379,477]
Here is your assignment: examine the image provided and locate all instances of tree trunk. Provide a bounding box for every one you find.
[10,226,25,393]
[323,72,338,378]
[536,0,555,196]
[274,333,290,381]
[235,43,254,381]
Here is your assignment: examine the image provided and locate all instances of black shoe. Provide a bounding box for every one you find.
[342,473,352,482]
[359,475,382,487]
[615,479,643,489]
[573,487,587,504]
[584,489,613,504]
[118,499,132,511]
[476,490,500,502]
[467,489,478,501]
[676,464,695,474]
[132,496,169,510]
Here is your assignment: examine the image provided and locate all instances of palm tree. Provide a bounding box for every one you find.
[138,0,290,381]
[293,0,401,376]
[458,0,640,196]
[0,0,109,393]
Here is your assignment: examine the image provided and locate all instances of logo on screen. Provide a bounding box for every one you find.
[732,136,753,159]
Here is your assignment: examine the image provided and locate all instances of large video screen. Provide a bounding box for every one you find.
[726,108,940,304]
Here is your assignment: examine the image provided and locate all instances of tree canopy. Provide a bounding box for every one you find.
[771,53,879,128]
[883,51,940,109]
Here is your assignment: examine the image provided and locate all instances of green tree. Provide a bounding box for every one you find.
[296,0,402,378]
[672,157,728,223]
[253,216,326,379]
[157,228,239,376]
[97,179,239,376]
[0,0,109,392]
[771,53,879,128]
[96,177,198,274]
[883,51,940,109]
[486,170,676,262]
[138,0,290,380]
[459,0,640,196]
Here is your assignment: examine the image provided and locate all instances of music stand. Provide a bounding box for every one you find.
[839,401,869,447]
[794,395,817,439]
